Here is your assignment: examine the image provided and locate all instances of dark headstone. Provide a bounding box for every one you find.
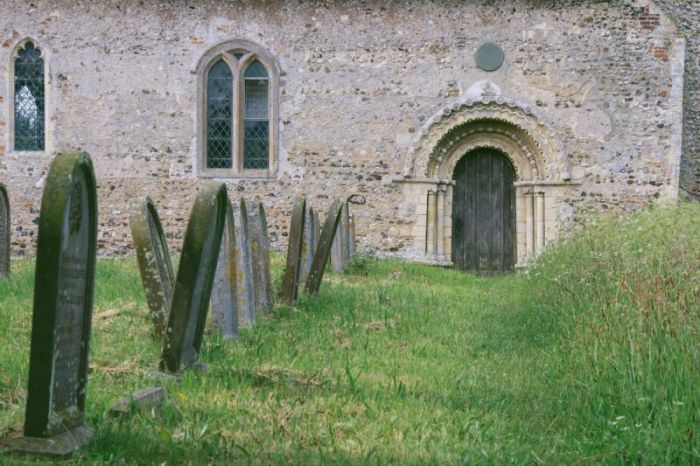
[233,198,255,327]
[210,198,237,338]
[281,196,306,305]
[0,183,9,277]
[128,196,175,340]
[313,209,321,254]
[249,201,273,315]
[305,199,343,296]
[299,206,315,285]
[3,151,98,458]
[160,182,227,373]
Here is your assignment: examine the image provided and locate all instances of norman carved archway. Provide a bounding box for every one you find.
[397,97,579,267]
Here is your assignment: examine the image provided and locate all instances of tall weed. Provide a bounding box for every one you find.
[530,203,700,462]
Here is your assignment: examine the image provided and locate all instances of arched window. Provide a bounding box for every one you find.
[199,42,279,177]
[13,41,45,151]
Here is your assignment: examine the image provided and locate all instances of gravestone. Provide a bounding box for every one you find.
[210,198,237,338]
[248,201,273,315]
[160,182,227,373]
[233,198,255,327]
[281,196,306,305]
[313,209,321,254]
[349,213,356,257]
[128,196,175,340]
[331,202,350,272]
[305,199,343,296]
[2,151,97,458]
[0,183,9,277]
[298,206,315,285]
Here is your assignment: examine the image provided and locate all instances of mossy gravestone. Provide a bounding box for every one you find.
[128,196,175,340]
[233,198,255,327]
[281,196,306,305]
[248,201,273,315]
[160,182,227,373]
[210,197,237,338]
[2,151,97,458]
[305,199,343,296]
[0,183,9,277]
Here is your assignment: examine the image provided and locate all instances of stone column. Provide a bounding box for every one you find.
[444,183,453,261]
[536,191,545,254]
[426,190,437,256]
[525,190,534,260]
[436,184,446,260]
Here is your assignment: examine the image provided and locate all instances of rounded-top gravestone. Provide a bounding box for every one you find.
[5,151,98,458]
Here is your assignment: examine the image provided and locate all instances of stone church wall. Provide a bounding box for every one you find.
[0,0,687,260]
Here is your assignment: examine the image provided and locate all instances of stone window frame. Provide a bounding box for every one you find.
[196,39,280,178]
[6,37,53,155]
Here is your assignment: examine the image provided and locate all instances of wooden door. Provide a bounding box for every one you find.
[452,149,515,273]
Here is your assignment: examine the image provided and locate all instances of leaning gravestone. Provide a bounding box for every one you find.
[0,183,9,277]
[160,182,227,373]
[349,213,356,257]
[233,198,256,327]
[248,201,273,315]
[298,206,316,285]
[128,196,175,340]
[2,151,97,458]
[281,196,306,305]
[210,197,237,338]
[305,199,343,296]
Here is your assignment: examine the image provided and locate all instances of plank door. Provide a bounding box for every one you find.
[452,149,515,273]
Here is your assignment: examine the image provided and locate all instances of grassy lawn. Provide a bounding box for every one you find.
[1,204,699,464]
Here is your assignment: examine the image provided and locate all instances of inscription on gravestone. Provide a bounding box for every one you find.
[233,198,255,327]
[210,198,237,338]
[305,199,343,296]
[160,182,227,373]
[3,151,97,458]
[0,183,9,277]
[129,196,175,340]
[249,201,273,315]
[282,196,306,305]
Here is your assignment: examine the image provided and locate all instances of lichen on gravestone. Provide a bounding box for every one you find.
[249,201,273,315]
[2,151,98,458]
[0,183,10,278]
[160,182,227,373]
[128,196,175,340]
[281,196,306,305]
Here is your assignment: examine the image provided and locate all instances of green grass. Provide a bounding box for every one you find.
[1,203,699,464]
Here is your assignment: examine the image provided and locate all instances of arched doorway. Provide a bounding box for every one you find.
[452,148,515,272]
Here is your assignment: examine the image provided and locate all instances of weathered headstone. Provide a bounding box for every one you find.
[233,198,256,327]
[0,183,9,277]
[128,196,175,340]
[298,206,315,285]
[331,202,350,272]
[108,386,166,417]
[249,201,273,315]
[210,197,237,338]
[2,151,97,458]
[313,209,321,254]
[281,196,306,305]
[305,199,343,296]
[160,182,227,373]
[348,213,356,257]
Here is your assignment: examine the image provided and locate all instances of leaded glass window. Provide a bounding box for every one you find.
[201,46,276,175]
[243,61,269,169]
[206,60,233,169]
[14,42,45,151]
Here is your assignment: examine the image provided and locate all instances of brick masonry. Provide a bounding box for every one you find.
[0,0,693,260]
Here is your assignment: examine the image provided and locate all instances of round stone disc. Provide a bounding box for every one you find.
[476,43,504,72]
